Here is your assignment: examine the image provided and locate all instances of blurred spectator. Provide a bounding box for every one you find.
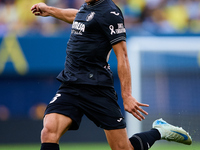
[0,0,18,36]
[0,0,200,37]
[165,0,189,33]
[141,0,176,34]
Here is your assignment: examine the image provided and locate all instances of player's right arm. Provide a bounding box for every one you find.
[31,3,78,24]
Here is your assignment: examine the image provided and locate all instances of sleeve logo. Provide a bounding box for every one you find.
[109,23,126,35]
[110,11,120,16]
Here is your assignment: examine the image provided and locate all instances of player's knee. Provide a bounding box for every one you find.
[117,142,126,149]
[41,127,59,143]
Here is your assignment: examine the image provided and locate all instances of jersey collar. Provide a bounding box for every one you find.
[86,0,105,8]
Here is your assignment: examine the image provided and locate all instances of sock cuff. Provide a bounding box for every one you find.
[133,135,145,150]
[130,129,161,150]
[41,143,59,150]
[151,128,162,140]
[129,135,145,150]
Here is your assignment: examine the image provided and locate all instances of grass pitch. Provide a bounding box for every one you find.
[0,142,199,150]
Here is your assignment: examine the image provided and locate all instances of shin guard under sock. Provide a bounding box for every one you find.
[41,143,59,150]
[129,129,161,150]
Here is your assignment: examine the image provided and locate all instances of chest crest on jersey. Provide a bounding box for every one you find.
[86,12,95,21]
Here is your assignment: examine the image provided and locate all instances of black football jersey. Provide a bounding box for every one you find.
[57,0,126,87]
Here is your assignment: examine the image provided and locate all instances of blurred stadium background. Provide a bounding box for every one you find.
[0,0,200,149]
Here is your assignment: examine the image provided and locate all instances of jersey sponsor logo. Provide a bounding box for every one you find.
[86,12,95,21]
[109,23,126,35]
[110,11,120,16]
[71,21,85,35]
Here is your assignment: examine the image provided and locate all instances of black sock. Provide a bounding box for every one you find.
[129,129,161,150]
[41,143,59,150]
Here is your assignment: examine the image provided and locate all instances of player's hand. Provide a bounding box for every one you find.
[123,96,149,121]
[31,3,50,17]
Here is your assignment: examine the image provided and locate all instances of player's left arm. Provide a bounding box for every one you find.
[112,41,149,121]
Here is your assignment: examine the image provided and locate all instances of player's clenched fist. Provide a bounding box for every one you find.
[31,3,50,17]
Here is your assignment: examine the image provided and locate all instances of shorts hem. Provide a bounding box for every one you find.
[100,124,126,130]
[44,111,80,130]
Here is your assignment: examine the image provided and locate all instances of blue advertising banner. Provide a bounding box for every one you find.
[1,36,200,77]
[0,35,118,76]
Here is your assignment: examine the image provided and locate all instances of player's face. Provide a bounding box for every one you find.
[85,0,98,4]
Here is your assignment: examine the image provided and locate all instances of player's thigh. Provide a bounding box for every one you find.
[104,128,133,150]
[41,113,73,143]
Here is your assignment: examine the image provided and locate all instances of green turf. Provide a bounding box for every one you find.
[150,142,200,150]
[0,142,199,150]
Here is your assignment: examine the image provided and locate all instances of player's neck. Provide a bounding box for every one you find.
[86,0,99,5]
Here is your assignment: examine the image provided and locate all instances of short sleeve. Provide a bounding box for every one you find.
[96,9,126,45]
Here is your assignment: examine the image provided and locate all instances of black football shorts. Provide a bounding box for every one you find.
[44,83,126,130]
